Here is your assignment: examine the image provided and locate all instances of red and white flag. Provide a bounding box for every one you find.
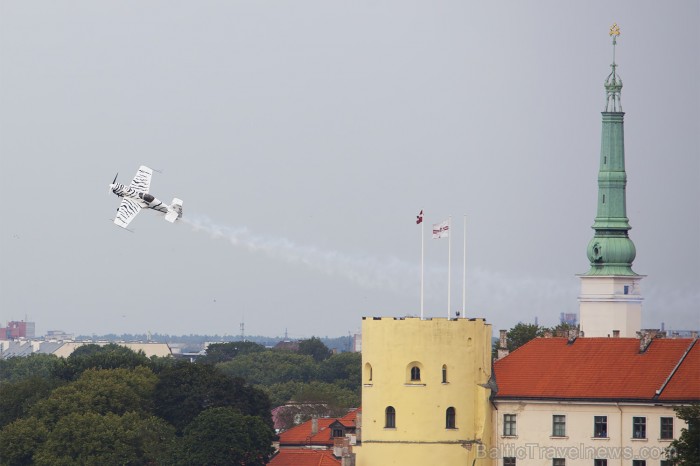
[432,219,449,239]
[416,210,423,224]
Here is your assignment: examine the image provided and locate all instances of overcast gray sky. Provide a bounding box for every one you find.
[1,1,698,339]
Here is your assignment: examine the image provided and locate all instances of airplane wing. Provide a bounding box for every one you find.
[114,198,142,229]
[129,166,153,194]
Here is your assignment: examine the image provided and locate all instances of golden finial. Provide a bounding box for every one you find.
[609,23,620,37]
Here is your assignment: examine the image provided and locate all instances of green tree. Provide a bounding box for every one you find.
[30,366,158,426]
[181,407,274,466]
[263,381,308,407]
[154,360,271,432]
[0,353,64,383]
[298,337,332,362]
[293,381,360,410]
[148,354,178,373]
[217,350,318,386]
[666,404,700,466]
[0,376,63,428]
[0,417,48,466]
[493,323,546,359]
[506,323,545,351]
[198,341,265,365]
[263,380,360,409]
[59,344,150,380]
[31,412,177,466]
[547,322,577,337]
[319,352,361,391]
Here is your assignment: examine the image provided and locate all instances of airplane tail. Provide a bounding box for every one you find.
[164,198,183,223]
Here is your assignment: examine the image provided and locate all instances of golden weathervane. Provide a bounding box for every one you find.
[609,23,620,37]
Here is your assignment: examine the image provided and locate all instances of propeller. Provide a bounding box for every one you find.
[109,172,119,194]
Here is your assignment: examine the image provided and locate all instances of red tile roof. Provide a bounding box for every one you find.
[658,339,700,401]
[278,409,360,447]
[268,449,340,466]
[494,337,700,402]
[338,407,360,425]
[279,418,337,446]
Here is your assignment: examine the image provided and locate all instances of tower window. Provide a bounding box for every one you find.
[633,417,646,439]
[442,365,447,383]
[446,407,456,429]
[364,363,373,383]
[385,406,396,428]
[406,362,424,384]
[602,194,606,204]
[410,366,421,381]
[594,416,607,438]
[660,417,673,439]
[552,415,566,437]
[503,414,516,436]
[604,156,607,164]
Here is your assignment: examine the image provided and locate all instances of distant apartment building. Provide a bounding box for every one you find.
[45,330,74,340]
[0,320,35,339]
[0,340,172,359]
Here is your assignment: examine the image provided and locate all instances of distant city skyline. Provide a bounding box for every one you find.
[1,1,698,337]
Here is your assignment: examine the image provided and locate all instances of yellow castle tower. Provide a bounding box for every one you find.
[356,317,493,466]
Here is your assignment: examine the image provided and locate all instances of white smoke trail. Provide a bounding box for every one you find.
[181,214,580,322]
[182,214,419,293]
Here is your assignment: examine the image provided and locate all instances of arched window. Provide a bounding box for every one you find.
[385,406,396,428]
[410,366,421,381]
[442,365,448,383]
[446,407,456,429]
[405,361,424,384]
[364,362,373,383]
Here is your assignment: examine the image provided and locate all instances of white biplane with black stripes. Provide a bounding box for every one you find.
[109,166,183,229]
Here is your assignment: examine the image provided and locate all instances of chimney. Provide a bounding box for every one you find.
[355,410,361,442]
[691,331,698,339]
[311,417,318,436]
[638,329,660,352]
[334,437,349,459]
[567,329,578,344]
[544,330,553,338]
[497,330,509,360]
[612,330,620,338]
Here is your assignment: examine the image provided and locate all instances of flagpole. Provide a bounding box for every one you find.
[462,214,466,318]
[447,216,452,319]
[420,210,424,320]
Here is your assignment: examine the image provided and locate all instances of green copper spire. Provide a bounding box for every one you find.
[585,24,637,276]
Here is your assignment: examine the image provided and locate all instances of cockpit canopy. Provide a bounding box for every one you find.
[139,193,155,203]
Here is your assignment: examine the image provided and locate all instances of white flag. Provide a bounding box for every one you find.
[432,219,449,239]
